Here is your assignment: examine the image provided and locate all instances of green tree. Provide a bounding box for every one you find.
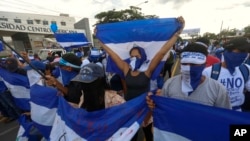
[218,28,237,38]
[244,25,250,34]
[94,6,158,25]
[203,32,218,40]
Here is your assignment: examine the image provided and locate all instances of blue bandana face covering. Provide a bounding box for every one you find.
[129,57,143,71]
[60,68,78,86]
[223,51,248,74]
[181,64,205,95]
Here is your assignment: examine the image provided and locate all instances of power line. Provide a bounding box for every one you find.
[0,3,41,13]
[9,0,62,14]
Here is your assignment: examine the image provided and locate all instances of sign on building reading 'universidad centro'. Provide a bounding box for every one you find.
[0,22,80,34]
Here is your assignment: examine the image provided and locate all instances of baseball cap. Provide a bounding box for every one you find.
[5,57,18,72]
[71,63,104,83]
[223,37,250,52]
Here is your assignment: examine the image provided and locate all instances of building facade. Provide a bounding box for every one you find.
[0,11,92,55]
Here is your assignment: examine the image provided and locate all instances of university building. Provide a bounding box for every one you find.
[0,11,92,55]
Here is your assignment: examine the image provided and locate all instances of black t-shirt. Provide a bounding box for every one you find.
[64,81,82,104]
[125,70,150,101]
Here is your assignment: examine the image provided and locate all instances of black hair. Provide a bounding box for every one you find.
[81,77,108,112]
[181,42,208,56]
[129,47,140,55]
[62,53,82,67]
[195,37,210,46]
[61,53,82,72]
[15,68,27,76]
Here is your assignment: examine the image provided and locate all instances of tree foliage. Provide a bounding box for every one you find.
[203,32,218,40]
[244,25,250,34]
[94,6,158,25]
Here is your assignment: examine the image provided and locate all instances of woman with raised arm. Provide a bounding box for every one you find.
[96,16,185,141]
[97,16,184,100]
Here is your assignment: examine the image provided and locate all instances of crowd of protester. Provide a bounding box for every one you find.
[1,15,250,141]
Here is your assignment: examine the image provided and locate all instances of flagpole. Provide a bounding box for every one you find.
[0,38,47,79]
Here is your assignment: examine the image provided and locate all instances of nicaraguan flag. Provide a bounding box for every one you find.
[0,68,31,111]
[0,41,3,51]
[30,84,58,140]
[54,33,90,49]
[96,18,181,79]
[16,115,40,141]
[151,95,250,141]
[50,93,149,141]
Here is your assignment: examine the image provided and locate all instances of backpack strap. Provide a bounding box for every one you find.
[239,64,249,83]
[211,63,221,80]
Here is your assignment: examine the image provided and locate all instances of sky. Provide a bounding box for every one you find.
[0,0,250,35]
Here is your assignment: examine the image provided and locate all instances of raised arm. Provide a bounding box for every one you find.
[145,16,185,77]
[98,41,129,75]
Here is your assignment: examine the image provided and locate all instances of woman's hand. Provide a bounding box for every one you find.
[45,75,57,87]
[176,16,185,36]
[146,92,156,110]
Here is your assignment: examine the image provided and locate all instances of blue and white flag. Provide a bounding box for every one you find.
[96,18,181,79]
[16,115,40,141]
[151,95,250,141]
[0,41,3,51]
[54,33,90,49]
[0,68,31,111]
[30,84,58,140]
[50,94,148,141]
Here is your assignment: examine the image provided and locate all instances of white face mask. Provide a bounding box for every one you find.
[129,57,137,71]
[180,65,193,96]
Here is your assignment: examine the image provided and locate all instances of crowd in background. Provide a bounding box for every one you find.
[1,16,250,140]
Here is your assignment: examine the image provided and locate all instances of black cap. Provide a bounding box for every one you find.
[61,53,82,67]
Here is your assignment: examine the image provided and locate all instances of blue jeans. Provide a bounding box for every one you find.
[0,91,22,119]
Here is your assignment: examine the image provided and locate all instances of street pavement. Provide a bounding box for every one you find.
[0,120,19,141]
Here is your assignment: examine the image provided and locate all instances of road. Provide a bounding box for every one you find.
[0,120,19,141]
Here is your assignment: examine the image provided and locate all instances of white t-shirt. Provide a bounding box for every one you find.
[203,64,250,111]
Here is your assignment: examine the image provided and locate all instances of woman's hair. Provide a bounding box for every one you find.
[129,46,147,61]
[81,77,108,112]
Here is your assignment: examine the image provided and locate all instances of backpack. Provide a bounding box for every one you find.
[211,63,249,83]
[211,63,250,111]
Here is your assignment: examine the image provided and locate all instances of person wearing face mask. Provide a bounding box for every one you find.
[146,43,231,111]
[97,16,185,141]
[203,37,250,112]
[45,53,82,95]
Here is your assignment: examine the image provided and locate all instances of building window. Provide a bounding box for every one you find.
[61,21,66,26]
[51,21,57,24]
[35,19,41,24]
[27,20,33,24]
[43,20,49,25]
[0,18,8,21]
[14,19,21,23]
